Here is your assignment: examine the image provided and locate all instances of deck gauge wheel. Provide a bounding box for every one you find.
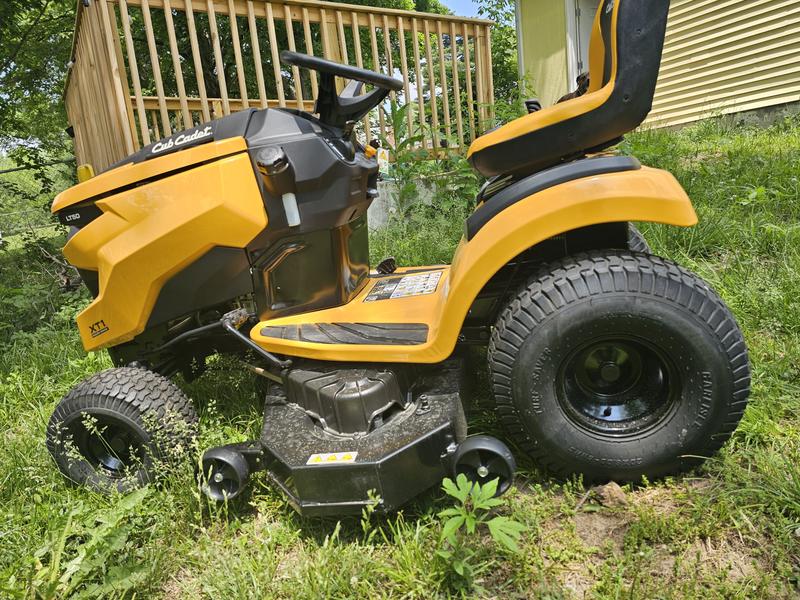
[200,447,251,501]
[452,435,517,496]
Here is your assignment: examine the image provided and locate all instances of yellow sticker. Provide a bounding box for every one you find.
[306,452,358,465]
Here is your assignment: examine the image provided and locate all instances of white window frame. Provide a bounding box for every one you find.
[564,0,581,92]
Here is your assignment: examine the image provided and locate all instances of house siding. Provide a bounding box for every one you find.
[518,0,570,106]
[649,0,800,126]
[517,0,800,126]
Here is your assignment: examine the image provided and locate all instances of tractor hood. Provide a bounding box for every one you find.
[51,136,248,223]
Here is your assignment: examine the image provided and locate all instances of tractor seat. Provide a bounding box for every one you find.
[468,0,671,179]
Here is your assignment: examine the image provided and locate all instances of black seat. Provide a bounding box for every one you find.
[467,0,671,178]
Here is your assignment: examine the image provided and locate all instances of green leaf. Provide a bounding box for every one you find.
[441,515,465,542]
[465,514,476,534]
[480,478,499,502]
[441,477,461,500]
[453,560,465,576]
[486,516,527,553]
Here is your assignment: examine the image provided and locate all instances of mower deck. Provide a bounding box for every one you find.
[251,267,450,361]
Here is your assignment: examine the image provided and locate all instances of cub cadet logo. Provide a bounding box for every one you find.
[89,319,109,338]
[150,126,213,155]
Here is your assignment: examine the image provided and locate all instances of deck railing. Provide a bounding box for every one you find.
[65,0,495,172]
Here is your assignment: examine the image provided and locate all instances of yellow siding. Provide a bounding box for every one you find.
[648,0,800,126]
[519,0,569,106]
[519,0,800,127]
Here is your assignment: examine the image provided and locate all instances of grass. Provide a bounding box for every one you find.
[2,114,800,598]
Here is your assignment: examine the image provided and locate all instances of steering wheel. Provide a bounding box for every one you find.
[280,50,403,130]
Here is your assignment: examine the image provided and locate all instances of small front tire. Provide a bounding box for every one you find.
[47,367,198,492]
[489,252,750,482]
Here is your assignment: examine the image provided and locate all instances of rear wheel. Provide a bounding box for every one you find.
[489,252,750,482]
[47,367,198,492]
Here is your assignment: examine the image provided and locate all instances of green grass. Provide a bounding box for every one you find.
[2,115,800,598]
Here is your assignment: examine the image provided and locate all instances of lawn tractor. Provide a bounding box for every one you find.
[47,0,750,516]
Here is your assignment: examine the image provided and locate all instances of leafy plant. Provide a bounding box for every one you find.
[22,488,153,599]
[435,474,526,592]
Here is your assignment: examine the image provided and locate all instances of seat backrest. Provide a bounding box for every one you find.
[468,0,671,178]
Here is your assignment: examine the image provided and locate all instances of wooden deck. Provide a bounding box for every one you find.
[66,0,495,172]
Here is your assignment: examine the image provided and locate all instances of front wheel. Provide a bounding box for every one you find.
[489,252,750,483]
[47,367,198,492]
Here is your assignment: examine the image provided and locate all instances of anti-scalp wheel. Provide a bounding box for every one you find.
[452,435,516,496]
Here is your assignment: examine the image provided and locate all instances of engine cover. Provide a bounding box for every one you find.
[285,364,411,435]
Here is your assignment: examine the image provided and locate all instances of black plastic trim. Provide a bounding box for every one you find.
[259,322,429,345]
[466,156,641,240]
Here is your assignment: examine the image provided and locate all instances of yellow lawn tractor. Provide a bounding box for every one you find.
[47,0,750,515]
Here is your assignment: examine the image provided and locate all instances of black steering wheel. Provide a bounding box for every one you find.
[280,50,403,130]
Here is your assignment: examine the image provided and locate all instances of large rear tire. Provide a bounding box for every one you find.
[489,252,750,482]
[47,367,198,492]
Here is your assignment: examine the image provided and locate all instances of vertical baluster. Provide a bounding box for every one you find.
[335,11,349,63]
[184,0,211,122]
[163,0,192,126]
[368,13,385,140]
[284,5,304,109]
[227,0,249,108]
[119,0,150,145]
[382,15,395,103]
[436,20,452,147]
[449,22,464,148]
[397,16,413,137]
[301,8,318,98]
[351,11,370,142]
[484,24,495,124]
[474,23,486,131]
[320,8,333,59]
[100,1,137,152]
[150,110,161,140]
[423,20,440,156]
[206,0,230,116]
[247,1,268,108]
[411,18,426,150]
[141,0,171,134]
[462,22,476,142]
[265,3,286,107]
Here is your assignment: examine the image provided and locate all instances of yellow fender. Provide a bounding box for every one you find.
[251,166,697,363]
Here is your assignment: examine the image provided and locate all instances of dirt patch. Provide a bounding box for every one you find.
[161,567,200,598]
[573,510,628,552]
[682,537,760,581]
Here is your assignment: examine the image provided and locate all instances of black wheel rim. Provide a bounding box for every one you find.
[455,449,514,495]
[67,413,147,478]
[204,460,244,500]
[557,336,679,437]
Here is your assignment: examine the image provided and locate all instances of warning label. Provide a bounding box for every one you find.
[306,452,358,465]
[364,271,443,302]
